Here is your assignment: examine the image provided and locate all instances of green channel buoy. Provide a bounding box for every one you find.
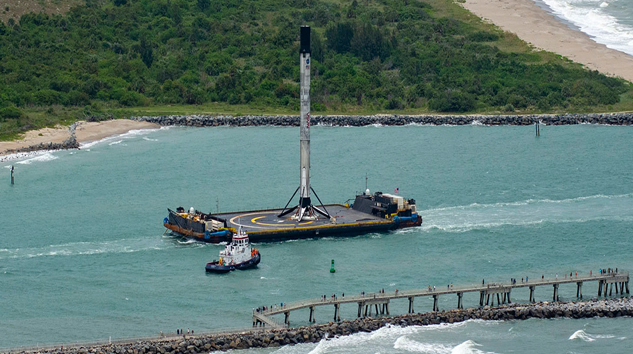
[330,259,336,273]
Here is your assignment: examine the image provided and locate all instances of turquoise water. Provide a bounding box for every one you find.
[1,124,633,352]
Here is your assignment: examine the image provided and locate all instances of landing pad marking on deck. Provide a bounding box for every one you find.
[251,216,314,227]
[229,212,314,229]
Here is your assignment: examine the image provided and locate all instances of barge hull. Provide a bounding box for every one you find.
[165,204,421,243]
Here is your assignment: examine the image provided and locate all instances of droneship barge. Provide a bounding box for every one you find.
[162,26,422,243]
[164,191,422,243]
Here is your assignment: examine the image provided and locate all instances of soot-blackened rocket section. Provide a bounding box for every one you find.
[278,26,330,221]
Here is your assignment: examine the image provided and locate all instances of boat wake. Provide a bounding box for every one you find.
[416,193,633,233]
[0,237,173,260]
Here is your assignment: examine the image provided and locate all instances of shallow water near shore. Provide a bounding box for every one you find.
[1,124,633,352]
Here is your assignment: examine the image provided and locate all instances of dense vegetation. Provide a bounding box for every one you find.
[0,0,631,138]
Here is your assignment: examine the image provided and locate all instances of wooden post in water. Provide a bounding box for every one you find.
[598,280,603,297]
[535,121,540,136]
[408,297,414,313]
[576,282,583,299]
[529,286,535,303]
[10,165,14,185]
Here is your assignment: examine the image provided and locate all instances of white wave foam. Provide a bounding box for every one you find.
[419,194,633,233]
[394,336,452,353]
[452,340,496,354]
[304,322,499,354]
[570,329,595,342]
[0,238,167,260]
[1,150,56,163]
[16,152,58,164]
[542,0,633,56]
[143,137,158,142]
[80,128,159,149]
[108,140,123,145]
[569,329,616,342]
[600,2,609,8]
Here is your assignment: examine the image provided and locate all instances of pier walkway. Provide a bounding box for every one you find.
[253,271,629,328]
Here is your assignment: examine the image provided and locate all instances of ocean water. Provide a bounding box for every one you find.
[538,0,633,56]
[1,124,633,352]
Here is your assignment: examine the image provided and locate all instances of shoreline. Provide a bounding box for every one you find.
[0,120,160,161]
[461,0,633,83]
[2,112,631,162]
[4,297,631,354]
[133,112,633,127]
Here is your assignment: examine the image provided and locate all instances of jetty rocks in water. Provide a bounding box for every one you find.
[132,112,633,127]
[8,297,633,354]
[2,135,79,156]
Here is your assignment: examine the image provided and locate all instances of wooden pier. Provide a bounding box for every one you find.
[253,271,629,328]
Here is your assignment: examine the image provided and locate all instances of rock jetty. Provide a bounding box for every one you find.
[6,297,632,354]
[131,112,633,127]
[2,135,79,156]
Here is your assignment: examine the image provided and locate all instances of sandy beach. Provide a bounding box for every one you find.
[0,119,160,157]
[462,0,633,83]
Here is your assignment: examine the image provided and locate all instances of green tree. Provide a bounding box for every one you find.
[139,37,154,68]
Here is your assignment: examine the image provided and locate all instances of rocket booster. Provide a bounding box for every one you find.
[299,26,311,203]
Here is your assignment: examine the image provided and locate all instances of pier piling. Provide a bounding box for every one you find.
[576,282,583,299]
[598,280,603,297]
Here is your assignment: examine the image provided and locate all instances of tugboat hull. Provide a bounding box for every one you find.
[205,252,260,273]
[234,252,261,270]
[205,261,234,273]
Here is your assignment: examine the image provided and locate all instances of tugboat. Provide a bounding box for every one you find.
[205,226,261,273]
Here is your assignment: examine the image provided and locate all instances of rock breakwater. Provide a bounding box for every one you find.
[131,112,633,127]
[2,135,79,156]
[7,297,632,354]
